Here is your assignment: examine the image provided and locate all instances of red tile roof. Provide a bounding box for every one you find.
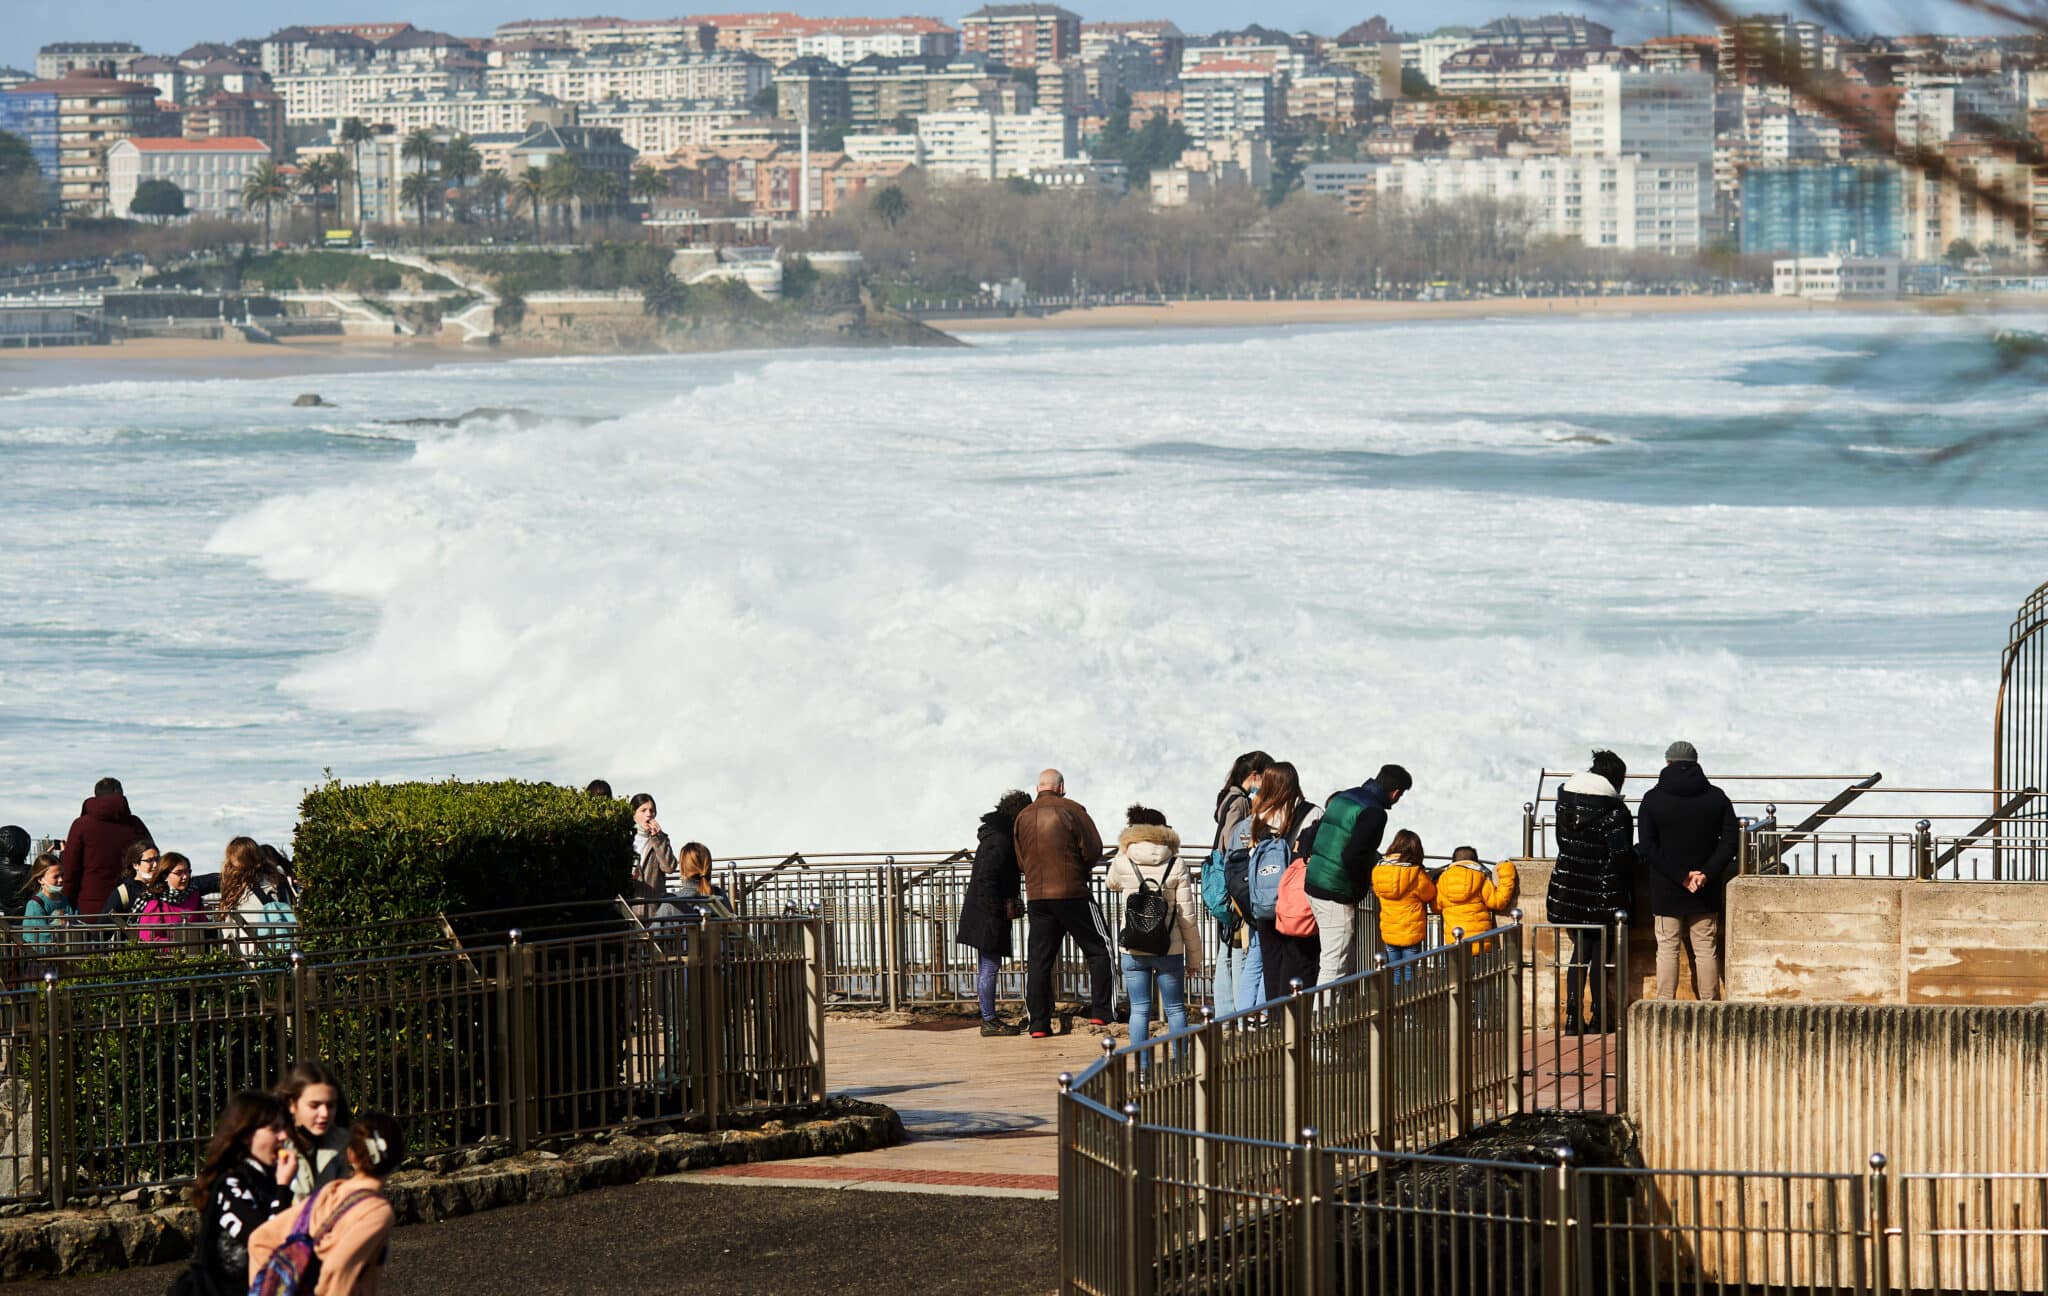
[122,135,270,151]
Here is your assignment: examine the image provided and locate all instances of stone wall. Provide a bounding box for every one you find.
[1722,876,2048,1005]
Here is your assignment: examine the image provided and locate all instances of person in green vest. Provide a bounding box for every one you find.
[1304,764,1413,985]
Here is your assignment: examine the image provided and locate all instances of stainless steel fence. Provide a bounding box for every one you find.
[1058,920,2048,1295]
[0,912,825,1208]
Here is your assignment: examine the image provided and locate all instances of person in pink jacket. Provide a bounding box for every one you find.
[138,853,205,944]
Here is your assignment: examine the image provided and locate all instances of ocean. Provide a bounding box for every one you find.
[4,311,2046,861]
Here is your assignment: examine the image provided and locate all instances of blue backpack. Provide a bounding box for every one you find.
[1201,846,1235,923]
[1247,835,1290,922]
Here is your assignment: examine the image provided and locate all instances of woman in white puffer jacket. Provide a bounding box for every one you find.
[1105,805,1205,1048]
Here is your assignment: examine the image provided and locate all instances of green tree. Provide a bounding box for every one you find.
[581,168,622,225]
[0,130,36,180]
[128,178,186,223]
[339,117,373,226]
[872,183,909,230]
[296,154,336,224]
[475,169,511,225]
[513,166,547,242]
[541,155,586,234]
[399,171,438,229]
[240,159,292,245]
[639,268,689,317]
[751,85,779,114]
[631,162,665,211]
[1400,67,1438,99]
[441,134,481,219]
[1945,238,1982,267]
[0,130,47,221]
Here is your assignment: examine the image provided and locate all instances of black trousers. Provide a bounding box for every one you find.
[1257,918,1320,1003]
[1026,897,1114,1031]
[1564,926,1616,1028]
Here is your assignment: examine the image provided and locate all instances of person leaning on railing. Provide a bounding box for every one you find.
[1432,846,1517,952]
[20,853,76,946]
[138,853,205,944]
[1371,831,1435,977]
[1304,764,1413,986]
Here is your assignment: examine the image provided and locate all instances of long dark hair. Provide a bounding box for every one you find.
[1216,751,1273,810]
[1250,762,1303,842]
[346,1111,407,1179]
[276,1060,352,1155]
[191,1091,291,1206]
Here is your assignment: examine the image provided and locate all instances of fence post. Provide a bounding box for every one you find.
[803,917,827,1103]
[505,930,534,1152]
[290,949,310,1055]
[1913,821,1934,880]
[1869,1152,1892,1296]
[881,857,904,1012]
[42,973,67,1210]
[1611,910,1630,1113]
[702,921,725,1130]
[1296,1127,1332,1295]
[1540,1147,1576,1296]
[1505,917,1526,1115]
[1120,1104,1155,1296]
[1522,802,1537,859]
[1448,931,1471,1137]
[1368,955,1390,1148]
[1191,1023,1219,1241]
[1282,980,1311,1145]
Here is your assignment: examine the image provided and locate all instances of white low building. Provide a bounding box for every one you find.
[106,136,270,218]
[350,88,560,136]
[1773,254,1902,299]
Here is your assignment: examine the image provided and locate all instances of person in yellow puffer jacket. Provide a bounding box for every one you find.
[1433,847,1518,952]
[1371,830,1434,974]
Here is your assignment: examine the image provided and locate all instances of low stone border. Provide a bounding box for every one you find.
[0,1097,904,1280]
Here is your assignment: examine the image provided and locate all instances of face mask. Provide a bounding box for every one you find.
[1245,784,1261,796]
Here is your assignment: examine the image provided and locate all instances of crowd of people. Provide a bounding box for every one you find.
[956,742,1740,1044]
[0,779,300,955]
[175,1061,401,1296]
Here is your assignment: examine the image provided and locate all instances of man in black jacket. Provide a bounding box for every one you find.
[1637,741,1739,1001]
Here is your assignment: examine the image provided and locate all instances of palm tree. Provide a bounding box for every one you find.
[241,159,292,246]
[512,166,546,243]
[440,134,481,220]
[401,127,441,177]
[323,152,353,228]
[630,162,665,215]
[540,155,585,235]
[399,171,438,229]
[296,155,334,226]
[580,169,622,227]
[475,170,511,226]
[339,118,372,226]
[873,184,909,230]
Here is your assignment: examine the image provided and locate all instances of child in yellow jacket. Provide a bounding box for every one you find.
[1371,830,1434,971]
[1433,846,1518,951]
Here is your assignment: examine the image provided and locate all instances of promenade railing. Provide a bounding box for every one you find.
[1056,921,2048,1295]
[0,904,825,1209]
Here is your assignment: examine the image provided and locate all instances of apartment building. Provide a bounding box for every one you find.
[105,135,269,218]
[1180,62,1276,143]
[776,57,852,126]
[844,53,1021,128]
[1900,141,2038,262]
[912,107,1073,180]
[1374,154,1708,252]
[1754,111,1843,163]
[1568,67,1714,165]
[274,65,485,124]
[795,19,960,63]
[1894,78,2022,148]
[1716,14,1828,89]
[35,43,142,81]
[1471,15,1613,49]
[7,75,163,211]
[1080,21,1184,78]
[579,99,756,155]
[183,91,286,157]
[960,5,1081,70]
[1437,47,1638,98]
[492,17,714,54]
[1740,163,1903,256]
[486,50,770,109]
[350,89,560,137]
[1287,71,1372,132]
[1150,135,1270,206]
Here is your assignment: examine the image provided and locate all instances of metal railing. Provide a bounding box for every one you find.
[1056,919,2048,1295]
[0,910,825,1208]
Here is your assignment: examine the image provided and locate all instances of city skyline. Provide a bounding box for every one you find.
[9,1,2018,73]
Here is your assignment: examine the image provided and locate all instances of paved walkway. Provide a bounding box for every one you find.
[680,1014,1113,1198]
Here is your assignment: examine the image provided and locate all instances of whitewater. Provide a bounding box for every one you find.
[3,311,2046,859]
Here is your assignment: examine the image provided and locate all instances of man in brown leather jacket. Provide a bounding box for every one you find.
[1014,769,1111,1037]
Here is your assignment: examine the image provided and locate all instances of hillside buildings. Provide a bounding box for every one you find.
[960,5,1082,69]
[105,135,269,217]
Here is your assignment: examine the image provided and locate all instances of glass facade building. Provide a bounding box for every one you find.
[1740,163,1903,257]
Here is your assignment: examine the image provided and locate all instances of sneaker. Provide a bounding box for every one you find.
[1085,1017,1112,1027]
[980,1018,1023,1037]
[1028,1029,1052,1039]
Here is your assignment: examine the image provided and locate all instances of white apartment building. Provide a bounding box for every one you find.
[1772,254,1900,298]
[492,17,705,53]
[351,89,560,136]
[913,108,1072,180]
[1894,79,2022,148]
[274,65,485,123]
[797,25,959,63]
[1400,34,1476,90]
[1568,67,1713,165]
[106,136,269,218]
[1180,63,1275,143]
[578,99,753,155]
[1755,112,1842,163]
[842,131,927,165]
[1375,154,1707,253]
[1177,41,1311,80]
[486,51,771,108]
[1302,160,1378,199]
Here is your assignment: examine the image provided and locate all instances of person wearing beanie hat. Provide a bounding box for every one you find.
[1637,741,1738,1001]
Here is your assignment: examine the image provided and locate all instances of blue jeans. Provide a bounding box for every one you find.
[1237,928,1265,1015]
[977,954,1001,1021]
[1385,941,1420,984]
[1121,952,1187,1046]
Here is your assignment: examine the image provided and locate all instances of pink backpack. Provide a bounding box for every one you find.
[1275,857,1317,938]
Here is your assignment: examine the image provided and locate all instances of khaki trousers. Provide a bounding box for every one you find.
[1654,912,1720,1001]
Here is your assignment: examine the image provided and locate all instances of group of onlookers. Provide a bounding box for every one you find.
[959,740,1741,1047]
[176,1060,400,1296]
[0,778,300,956]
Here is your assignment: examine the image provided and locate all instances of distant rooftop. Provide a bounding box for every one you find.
[118,135,269,151]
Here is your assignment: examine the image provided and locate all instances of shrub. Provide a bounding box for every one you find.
[293,779,632,935]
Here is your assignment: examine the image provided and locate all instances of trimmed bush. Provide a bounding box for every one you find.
[293,779,633,933]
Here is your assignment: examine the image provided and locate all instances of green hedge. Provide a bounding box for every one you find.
[293,779,633,933]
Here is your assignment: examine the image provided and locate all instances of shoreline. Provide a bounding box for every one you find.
[6,292,2043,390]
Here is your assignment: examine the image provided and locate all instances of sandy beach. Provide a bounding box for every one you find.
[0,334,509,392]
[938,292,1972,333]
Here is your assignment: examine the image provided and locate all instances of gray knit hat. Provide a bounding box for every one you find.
[1664,740,1698,762]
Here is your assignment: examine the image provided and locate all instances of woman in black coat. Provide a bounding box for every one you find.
[1547,750,1636,1035]
[958,790,1029,1035]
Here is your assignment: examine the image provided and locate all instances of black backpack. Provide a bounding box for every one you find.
[1118,860,1177,956]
